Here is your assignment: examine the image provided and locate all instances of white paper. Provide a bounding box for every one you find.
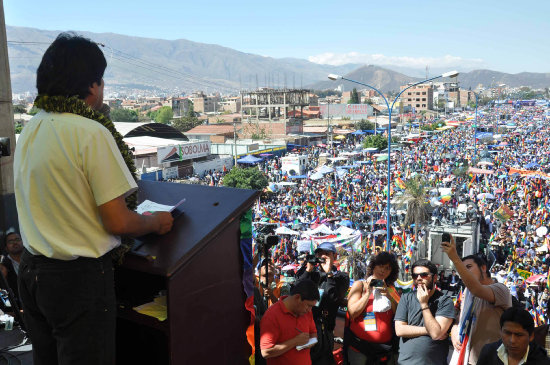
[136,198,186,215]
[296,337,317,351]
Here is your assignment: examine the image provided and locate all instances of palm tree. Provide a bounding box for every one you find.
[397,175,430,259]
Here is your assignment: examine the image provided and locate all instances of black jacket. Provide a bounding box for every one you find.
[295,265,349,332]
[477,340,550,365]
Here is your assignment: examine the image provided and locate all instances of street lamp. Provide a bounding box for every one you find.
[329,71,459,251]
[494,84,506,133]
[470,90,480,164]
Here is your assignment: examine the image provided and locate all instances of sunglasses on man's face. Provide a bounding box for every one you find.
[412,272,432,279]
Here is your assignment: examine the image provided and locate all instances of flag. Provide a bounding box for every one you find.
[508,183,518,194]
[306,200,316,208]
[395,177,406,190]
[493,204,513,222]
[468,174,476,189]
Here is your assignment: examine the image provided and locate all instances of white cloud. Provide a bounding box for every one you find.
[308,52,486,70]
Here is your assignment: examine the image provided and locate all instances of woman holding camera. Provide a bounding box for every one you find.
[344,251,400,365]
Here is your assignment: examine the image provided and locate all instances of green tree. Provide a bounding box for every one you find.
[436,99,446,110]
[349,88,360,104]
[222,167,268,190]
[13,105,27,114]
[356,119,375,130]
[110,108,139,123]
[172,102,201,132]
[28,106,39,115]
[314,90,341,98]
[362,134,388,150]
[155,106,174,124]
[452,164,470,179]
[397,175,430,256]
[14,122,23,134]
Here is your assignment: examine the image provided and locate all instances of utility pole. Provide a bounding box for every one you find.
[0,1,18,234]
[233,120,238,167]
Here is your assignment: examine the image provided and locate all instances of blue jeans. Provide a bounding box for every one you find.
[18,249,116,365]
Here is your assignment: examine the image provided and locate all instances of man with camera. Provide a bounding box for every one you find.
[295,242,349,365]
[441,234,511,365]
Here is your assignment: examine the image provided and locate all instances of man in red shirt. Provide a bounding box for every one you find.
[260,279,319,365]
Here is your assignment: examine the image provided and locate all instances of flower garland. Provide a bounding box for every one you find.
[33,94,137,261]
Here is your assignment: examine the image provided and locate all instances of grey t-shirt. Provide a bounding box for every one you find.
[394,290,455,365]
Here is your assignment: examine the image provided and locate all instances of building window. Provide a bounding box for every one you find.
[422,92,426,95]
[422,104,426,107]
[422,98,426,101]
[416,104,420,108]
[416,92,420,95]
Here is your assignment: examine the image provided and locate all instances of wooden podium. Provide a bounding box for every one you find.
[115,180,259,365]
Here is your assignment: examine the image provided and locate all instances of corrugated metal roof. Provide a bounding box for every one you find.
[113,122,153,136]
[185,124,235,135]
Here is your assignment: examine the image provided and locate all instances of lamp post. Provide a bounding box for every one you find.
[470,90,479,165]
[326,99,331,149]
[329,71,459,251]
[494,84,505,134]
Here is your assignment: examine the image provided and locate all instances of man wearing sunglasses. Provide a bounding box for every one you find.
[394,259,455,365]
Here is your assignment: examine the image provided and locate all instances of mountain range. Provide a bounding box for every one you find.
[6,26,550,95]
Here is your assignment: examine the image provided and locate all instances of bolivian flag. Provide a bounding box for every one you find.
[306,200,316,208]
[395,177,406,190]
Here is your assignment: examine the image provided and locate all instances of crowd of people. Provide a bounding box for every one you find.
[252,103,550,364]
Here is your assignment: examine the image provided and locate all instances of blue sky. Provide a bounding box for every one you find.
[5,0,550,74]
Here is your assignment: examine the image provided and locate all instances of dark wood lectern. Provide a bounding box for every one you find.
[115,181,259,365]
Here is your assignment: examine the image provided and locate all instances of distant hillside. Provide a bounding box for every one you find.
[309,64,419,93]
[7,26,550,96]
[6,25,360,94]
[455,69,550,89]
[310,65,550,93]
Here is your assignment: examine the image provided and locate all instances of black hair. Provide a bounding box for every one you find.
[290,279,320,301]
[365,251,399,285]
[411,259,438,276]
[500,307,534,335]
[36,32,106,99]
[462,254,491,277]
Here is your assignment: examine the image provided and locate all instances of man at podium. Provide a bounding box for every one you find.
[14,33,173,365]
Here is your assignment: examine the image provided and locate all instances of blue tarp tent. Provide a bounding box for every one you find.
[237,155,263,164]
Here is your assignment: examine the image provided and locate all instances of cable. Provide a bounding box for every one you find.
[7,39,240,93]
[107,54,236,93]
[101,45,239,92]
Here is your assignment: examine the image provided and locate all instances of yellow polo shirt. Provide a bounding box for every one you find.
[14,110,137,260]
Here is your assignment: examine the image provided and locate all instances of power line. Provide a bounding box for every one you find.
[7,40,239,94]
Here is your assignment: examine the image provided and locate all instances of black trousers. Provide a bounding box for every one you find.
[18,249,116,365]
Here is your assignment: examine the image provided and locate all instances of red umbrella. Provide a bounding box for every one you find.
[375,219,387,225]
